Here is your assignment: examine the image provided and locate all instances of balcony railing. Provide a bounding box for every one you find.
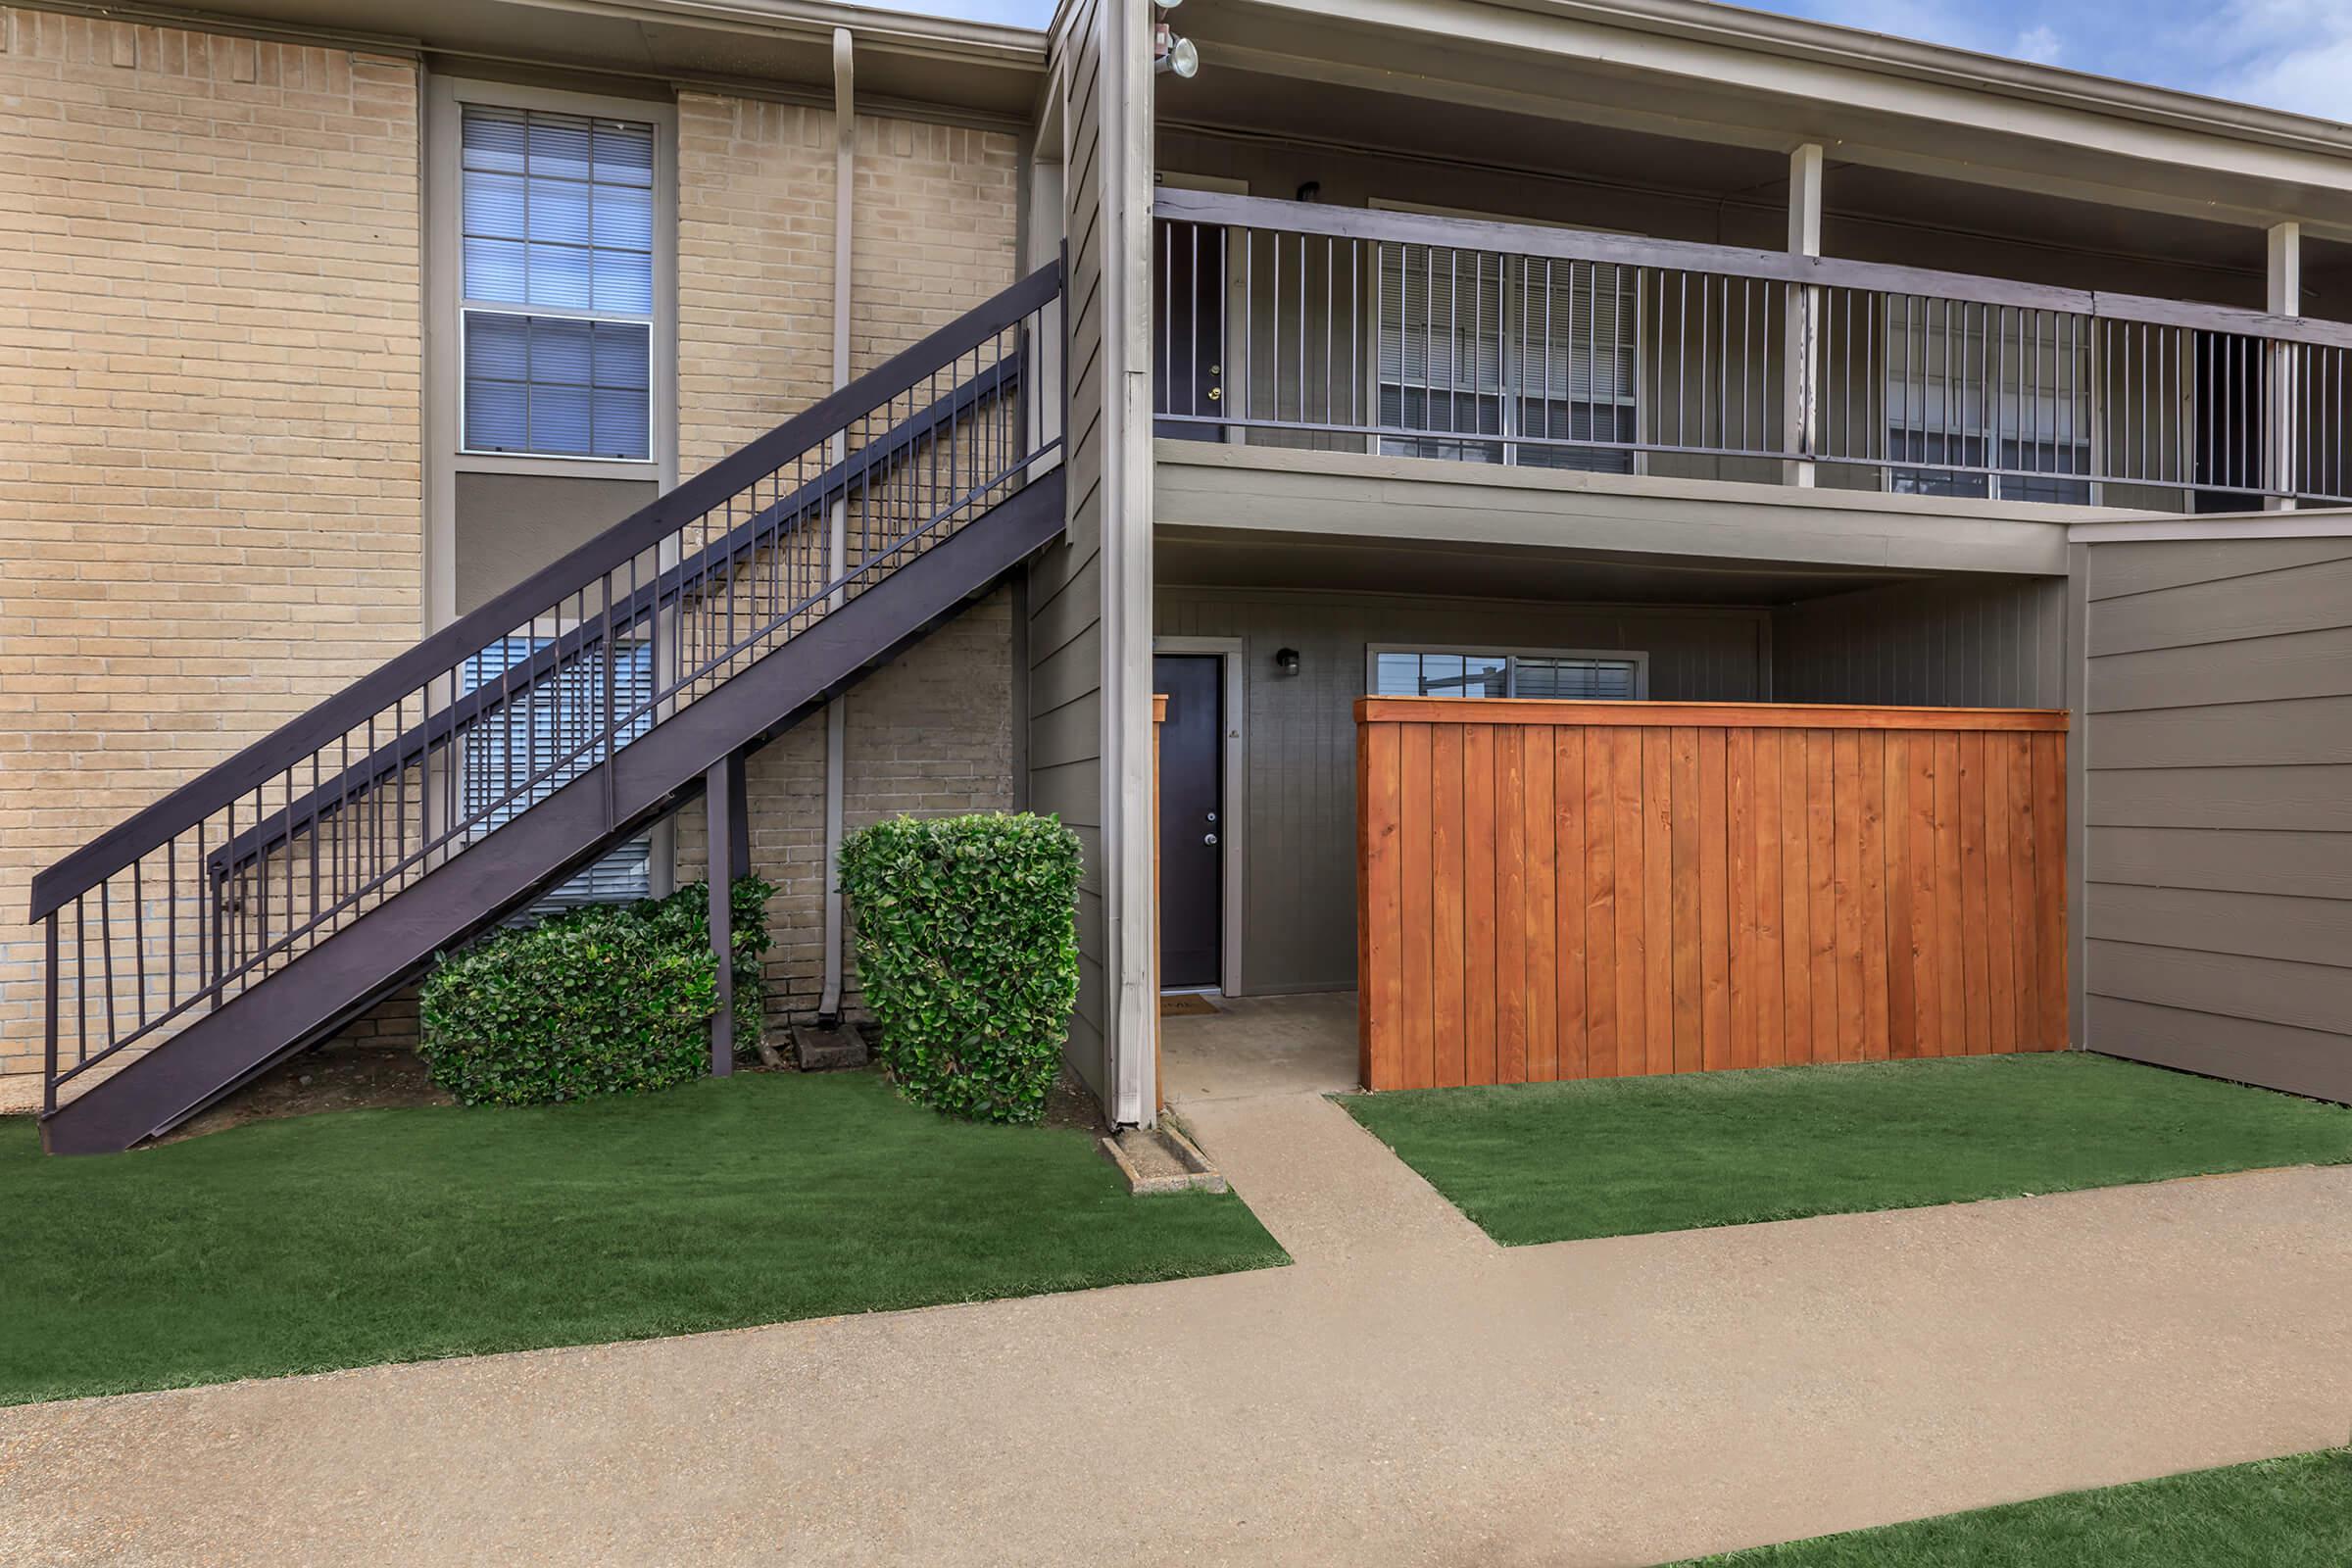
[1153,189,2352,507]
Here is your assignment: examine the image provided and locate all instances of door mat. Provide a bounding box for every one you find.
[1160,993,1220,1017]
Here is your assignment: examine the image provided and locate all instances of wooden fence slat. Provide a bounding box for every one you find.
[1726,729,1758,1070]
[1883,732,1917,1058]
[1983,733,2018,1058]
[1586,728,1620,1080]
[1934,732,1966,1060]
[1907,733,1941,1056]
[1959,730,1992,1055]
[1354,704,2066,1089]
[1614,728,1648,1080]
[1525,726,1558,1084]
[1495,725,1529,1084]
[1780,729,1814,1065]
[1464,725,1497,1085]
[1670,728,1704,1075]
[1359,720,1402,1089]
[1752,726,1787,1068]
[1806,730,1840,1066]
[1858,730,1891,1061]
[1399,723,1435,1090]
[1831,730,1866,1064]
[1432,724,1466,1088]
[1643,727,1676,1076]
[1555,728,1589,1080]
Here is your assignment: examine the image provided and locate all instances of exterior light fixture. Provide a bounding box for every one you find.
[1274,647,1301,676]
[1153,0,1181,10]
[1153,20,1199,77]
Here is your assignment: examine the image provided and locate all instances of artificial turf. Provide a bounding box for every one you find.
[0,1070,1287,1406]
[1342,1052,2352,1245]
[1673,1447,2352,1566]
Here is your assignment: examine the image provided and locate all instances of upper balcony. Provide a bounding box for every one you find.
[1146,0,2352,528]
[1152,189,2352,514]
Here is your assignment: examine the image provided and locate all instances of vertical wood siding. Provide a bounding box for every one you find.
[1356,700,2069,1089]
[2082,536,2352,1104]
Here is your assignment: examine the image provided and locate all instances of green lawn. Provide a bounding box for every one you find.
[1674,1448,2352,1566]
[1342,1053,2352,1246]
[0,1071,1285,1406]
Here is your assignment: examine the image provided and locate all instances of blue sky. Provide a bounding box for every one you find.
[904,0,2352,122]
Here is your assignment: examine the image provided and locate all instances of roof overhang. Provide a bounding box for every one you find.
[55,0,1050,121]
[1171,0,2352,240]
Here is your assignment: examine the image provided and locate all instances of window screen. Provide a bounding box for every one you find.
[462,636,656,906]
[1371,649,1641,700]
[461,105,655,460]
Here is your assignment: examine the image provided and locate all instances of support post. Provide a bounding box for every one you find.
[1783,143,1824,488]
[707,749,748,1077]
[2268,220,2300,511]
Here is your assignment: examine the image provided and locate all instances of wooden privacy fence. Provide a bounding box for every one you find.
[1355,700,2070,1091]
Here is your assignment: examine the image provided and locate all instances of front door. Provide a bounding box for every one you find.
[1154,654,1223,990]
[1152,223,1226,439]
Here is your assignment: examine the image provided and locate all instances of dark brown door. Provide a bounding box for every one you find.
[1152,223,1225,440]
[1155,654,1223,990]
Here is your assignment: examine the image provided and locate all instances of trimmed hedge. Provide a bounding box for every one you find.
[417,879,773,1107]
[840,813,1082,1123]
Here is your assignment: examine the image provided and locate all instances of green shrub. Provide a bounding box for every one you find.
[839,813,1082,1123]
[418,878,774,1107]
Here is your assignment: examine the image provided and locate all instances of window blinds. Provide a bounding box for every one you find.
[460,105,655,460]
[461,637,657,906]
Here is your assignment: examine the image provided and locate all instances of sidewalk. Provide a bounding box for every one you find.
[2,1069,2346,1567]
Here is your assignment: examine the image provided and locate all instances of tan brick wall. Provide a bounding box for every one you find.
[673,97,1024,1032]
[850,115,1021,374]
[0,11,422,1079]
[675,589,1017,1028]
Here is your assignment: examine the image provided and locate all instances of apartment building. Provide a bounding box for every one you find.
[7,0,2349,1151]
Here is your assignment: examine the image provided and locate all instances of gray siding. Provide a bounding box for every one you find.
[1032,0,1109,1095]
[1156,586,1770,994]
[1773,574,2068,708]
[2082,535,2352,1102]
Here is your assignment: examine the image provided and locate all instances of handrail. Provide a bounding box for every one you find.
[29,260,1062,921]
[1153,188,2352,353]
[200,353,1020,884]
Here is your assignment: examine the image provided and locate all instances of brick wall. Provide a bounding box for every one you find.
[0,11,422,1081]
[674,97,1024,1032]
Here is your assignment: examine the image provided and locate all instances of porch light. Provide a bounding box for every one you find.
[1273,647,1300,676]
[1154,22,1199,77]
[1153,0,1181,10]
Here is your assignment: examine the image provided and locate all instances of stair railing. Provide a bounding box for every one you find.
[27,262,1064,1116]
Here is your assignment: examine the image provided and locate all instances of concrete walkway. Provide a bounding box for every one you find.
[4,1019,2349,1565]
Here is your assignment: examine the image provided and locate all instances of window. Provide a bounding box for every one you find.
[1884,300,2090,504]
[460,105,655,460]
[1369,647,1645,701]
[462,636,656,906]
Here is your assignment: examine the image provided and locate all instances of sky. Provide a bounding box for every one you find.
[899,0,2352,123]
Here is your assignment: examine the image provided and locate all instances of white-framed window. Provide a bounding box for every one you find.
[1372,201,1640,473]
[461,636,657,906]
[1884,299,2091,504]
[459,104,658,461]
[1368,645,1648,701]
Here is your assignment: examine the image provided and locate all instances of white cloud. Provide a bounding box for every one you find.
[2012,24,2064,64]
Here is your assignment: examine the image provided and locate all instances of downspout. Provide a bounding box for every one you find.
[818,25,854,1025]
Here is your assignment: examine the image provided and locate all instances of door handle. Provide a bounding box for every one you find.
[1203,833,1220,846]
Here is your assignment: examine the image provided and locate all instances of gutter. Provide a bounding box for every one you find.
[819,24,855,1026]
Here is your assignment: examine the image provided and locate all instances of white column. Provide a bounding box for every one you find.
[1784,143,1825,488]
[2268,220,2300,512]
